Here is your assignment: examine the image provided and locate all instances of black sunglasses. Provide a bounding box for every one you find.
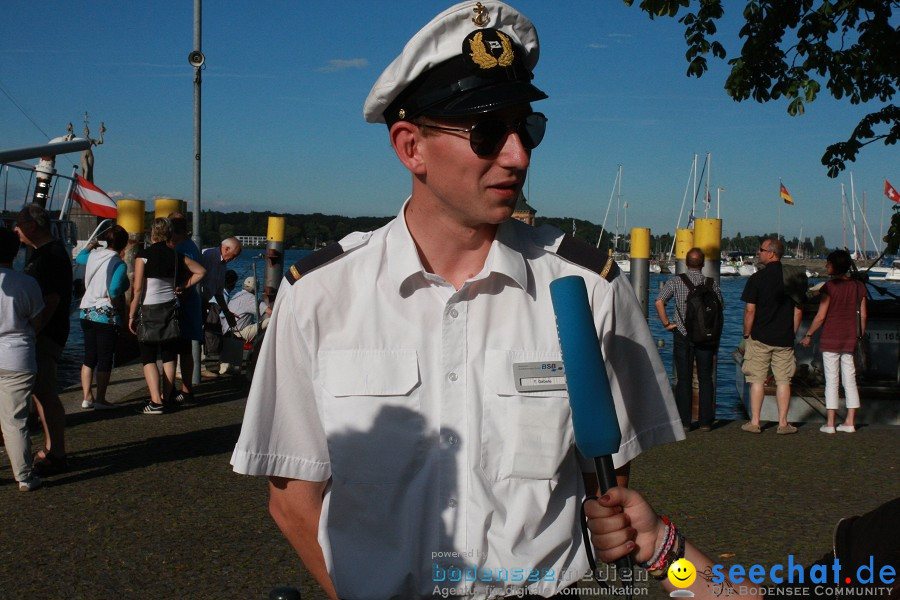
[414,112,547,157]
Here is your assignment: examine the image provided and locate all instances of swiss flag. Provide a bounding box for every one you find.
[72,175,117,219]
[886,179,899,204]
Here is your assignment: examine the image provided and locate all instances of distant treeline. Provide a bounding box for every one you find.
[185,210,828,256]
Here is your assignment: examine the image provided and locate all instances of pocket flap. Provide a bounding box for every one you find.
[321,349,419,397]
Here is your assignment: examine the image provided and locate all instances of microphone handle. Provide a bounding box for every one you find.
[594,455,634,578]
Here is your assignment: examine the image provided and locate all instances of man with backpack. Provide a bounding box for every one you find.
[655,247,724,431]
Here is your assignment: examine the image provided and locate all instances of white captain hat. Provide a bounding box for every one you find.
[363,1,547,126]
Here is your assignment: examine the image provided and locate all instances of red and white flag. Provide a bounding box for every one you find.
[72,175,117,219]
[886,179,899,204]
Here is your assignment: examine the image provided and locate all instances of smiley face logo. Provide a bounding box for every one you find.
[667,558,697,588]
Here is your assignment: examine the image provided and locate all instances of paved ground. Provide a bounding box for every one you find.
[1,364,897,600]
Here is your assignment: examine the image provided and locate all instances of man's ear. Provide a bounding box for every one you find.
[390,121,426,175]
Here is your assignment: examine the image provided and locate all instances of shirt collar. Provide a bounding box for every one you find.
[386,199,528,292]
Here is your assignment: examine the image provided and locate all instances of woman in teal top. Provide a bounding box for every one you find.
[76,225,129,410]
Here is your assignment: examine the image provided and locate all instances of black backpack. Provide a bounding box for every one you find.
[678,273,723,346]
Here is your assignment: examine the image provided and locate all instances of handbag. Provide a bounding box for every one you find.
[137,299,180,343]
[136,247,181,344]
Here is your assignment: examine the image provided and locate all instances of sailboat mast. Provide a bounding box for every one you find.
[692,154,698,220]
[614,164,622,253]
[840,185,846,250]
[705,152,711,219]
[862,191,867,258]
[851,173,857,256]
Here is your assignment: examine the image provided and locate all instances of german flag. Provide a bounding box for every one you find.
[780,182,794,205]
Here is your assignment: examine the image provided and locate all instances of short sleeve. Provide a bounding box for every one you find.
[741,276,758,304]
[656,278,675,303]
[594,275,684,467]
[231,280,332,481]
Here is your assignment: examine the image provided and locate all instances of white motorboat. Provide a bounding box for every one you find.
[864,266,891,280]
[720,262,739,276]
[885,261,900,282]
[738,263,757,276]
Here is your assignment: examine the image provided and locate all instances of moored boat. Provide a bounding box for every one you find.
[885,261,900,282]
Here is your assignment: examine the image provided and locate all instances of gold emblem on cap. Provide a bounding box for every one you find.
[472,2,490,27]
[469,31,514,69]
[398,108,406,119]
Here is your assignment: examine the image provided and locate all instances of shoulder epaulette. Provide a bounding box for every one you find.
[555,234,620,281]
[286,243,344,285]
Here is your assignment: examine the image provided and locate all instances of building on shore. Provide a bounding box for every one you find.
[512,193,536,226]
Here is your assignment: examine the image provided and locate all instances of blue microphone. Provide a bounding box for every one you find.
[550,275,633,576]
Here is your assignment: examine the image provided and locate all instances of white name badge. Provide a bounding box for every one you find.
[513,361,567,392]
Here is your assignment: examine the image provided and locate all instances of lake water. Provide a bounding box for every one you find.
[62,249,892,421]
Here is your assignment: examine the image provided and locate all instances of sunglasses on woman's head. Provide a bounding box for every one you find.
[414,112,547,157]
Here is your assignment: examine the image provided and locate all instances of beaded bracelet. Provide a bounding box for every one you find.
[648,530,686,580]
[643,516,675,571]
[648,526,678,572]
[640,516,672,569]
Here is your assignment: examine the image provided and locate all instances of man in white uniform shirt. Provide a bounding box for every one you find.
[232,2,683,598]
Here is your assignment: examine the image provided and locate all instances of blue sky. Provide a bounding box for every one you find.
[2,1,896,249]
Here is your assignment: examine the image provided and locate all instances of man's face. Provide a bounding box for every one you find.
[413,106,533,227]
[758,243,775,265]
[13,218,37,248]
[221,243,240,263]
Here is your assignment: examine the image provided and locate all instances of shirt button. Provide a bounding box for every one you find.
[448,498,457,508]
[448,372,458,382]
[449,308,459,318]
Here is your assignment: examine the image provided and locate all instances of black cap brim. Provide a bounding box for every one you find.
[422,80,548,119]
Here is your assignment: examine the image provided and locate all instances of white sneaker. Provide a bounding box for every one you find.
[18,476,42,492]
[819,425,836,434]
[836,424,856,433]
[81,399,93,409]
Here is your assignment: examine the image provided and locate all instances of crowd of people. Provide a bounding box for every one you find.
[655,239,866,437]
[0,203,267,491]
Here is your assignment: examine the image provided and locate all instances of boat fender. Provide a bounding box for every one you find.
[286,231,372,285]
[554,234,620,282]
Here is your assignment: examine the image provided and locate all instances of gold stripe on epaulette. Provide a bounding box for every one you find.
[290,265,301,280]
[599,256,614,280]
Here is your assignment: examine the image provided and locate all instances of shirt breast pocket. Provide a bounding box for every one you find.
[481,350,573,482]
[319,349,424,485]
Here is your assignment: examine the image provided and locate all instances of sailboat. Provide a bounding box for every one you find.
[596,165,631,273]
[665,153,718,272]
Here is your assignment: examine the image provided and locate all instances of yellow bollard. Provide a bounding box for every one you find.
[265,216,286,298]
[154,197,185,219]
[675,228,694,259]
[693,218,723,282]
[675,228,694,274]
[630,228,651,317]
[630,228,650,259]
[267,216,285,242]
[116,199,146,235]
